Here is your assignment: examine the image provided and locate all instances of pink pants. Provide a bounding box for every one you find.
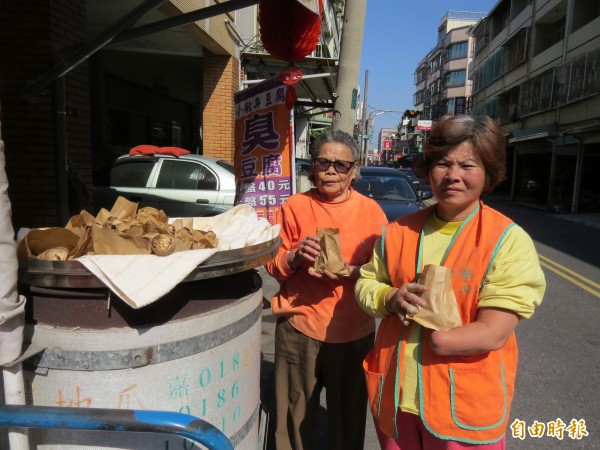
[375,410,506,450]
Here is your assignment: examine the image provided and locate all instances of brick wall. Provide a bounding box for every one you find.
[202,52,239,163]
[0,0,91,229]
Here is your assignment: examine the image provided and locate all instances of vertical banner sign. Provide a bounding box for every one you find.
[454,96,466,115]
[234,77,294,225]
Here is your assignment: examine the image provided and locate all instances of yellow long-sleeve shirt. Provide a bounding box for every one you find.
[355,213,546,413]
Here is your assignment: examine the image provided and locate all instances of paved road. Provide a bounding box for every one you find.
[258,200,600,449]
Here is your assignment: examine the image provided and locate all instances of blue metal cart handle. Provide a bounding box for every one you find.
[0,405,233,449]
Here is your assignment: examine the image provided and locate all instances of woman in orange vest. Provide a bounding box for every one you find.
[355,115,546,449]
[266,130,388,450]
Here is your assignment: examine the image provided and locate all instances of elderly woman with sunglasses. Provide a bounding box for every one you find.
[265,130,388,450]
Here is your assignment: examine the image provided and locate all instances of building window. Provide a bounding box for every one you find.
[489,2,510,39]
[572,0,600,32]
[510,0,531,21]
[430,80,441,94]
[447,41,468,60]
[534,15,566,55]
[430,53,443,71]
[519,70,554,117]
[414,89,426,105]
[472,50,505,93]
[584,48,600,97]
[552,63,570,107]
[504,28,529,72]
[568,56,586,102]
[445,70,466,87]
[473,19,490,55]
[475,97,500,119]
[499,87,521,123]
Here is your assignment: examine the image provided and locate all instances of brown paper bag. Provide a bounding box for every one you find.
[407,264,462,331]
[109,196,138,222]
[16,228,80,260]
[90,225,151,255]
[309,227,349,277]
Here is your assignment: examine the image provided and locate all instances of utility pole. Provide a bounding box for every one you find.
[332,0,368,134]
[360,69,369,165]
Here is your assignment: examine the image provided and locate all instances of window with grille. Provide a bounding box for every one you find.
[504,28,529,71]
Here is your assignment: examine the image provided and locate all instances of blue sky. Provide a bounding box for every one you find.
[359,0,498,143]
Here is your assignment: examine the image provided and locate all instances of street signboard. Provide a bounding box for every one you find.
[454,96,466,114]
[417,120,432,130]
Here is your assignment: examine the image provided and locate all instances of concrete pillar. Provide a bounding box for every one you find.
[331,0,367,135]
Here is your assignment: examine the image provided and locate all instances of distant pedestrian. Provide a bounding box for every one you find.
[356,115,546,449]
[265,130,388,450]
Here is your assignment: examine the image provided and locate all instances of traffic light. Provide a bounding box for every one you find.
[404,110,421,119]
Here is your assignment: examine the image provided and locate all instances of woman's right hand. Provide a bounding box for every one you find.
[384,282,427,325]
[288,236,320,270]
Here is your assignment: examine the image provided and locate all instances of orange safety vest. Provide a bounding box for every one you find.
[363,202,518,444]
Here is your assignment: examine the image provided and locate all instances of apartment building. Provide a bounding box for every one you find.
[412,11,486,151]
[470,0,600,214]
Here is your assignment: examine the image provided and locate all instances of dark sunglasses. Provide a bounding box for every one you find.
[313,157,357,174]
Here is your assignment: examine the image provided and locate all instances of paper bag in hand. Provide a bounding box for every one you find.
[407,264,462,331]
[309,228,349,277]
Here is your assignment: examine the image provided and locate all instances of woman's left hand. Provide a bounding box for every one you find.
[385,281,427,324]
[288,235,320,270]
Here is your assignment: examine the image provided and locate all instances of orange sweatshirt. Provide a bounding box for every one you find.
[265,188,388,343]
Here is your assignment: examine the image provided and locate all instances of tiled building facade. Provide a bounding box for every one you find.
[411,11,486,151]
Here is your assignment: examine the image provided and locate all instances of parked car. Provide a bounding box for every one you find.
[93,153,236,217]
[398,167,433,199]
[354,166,433,222]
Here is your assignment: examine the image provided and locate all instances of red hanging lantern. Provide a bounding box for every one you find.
[277,66,303,109]
[258,0,322,62]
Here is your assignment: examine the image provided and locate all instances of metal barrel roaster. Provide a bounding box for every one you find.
[15,237,281,450]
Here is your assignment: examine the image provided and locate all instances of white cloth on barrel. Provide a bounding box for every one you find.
[77,205,280,309]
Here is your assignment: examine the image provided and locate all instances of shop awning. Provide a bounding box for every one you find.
[241,53,337,111]
[22,0,261,100]
[508,125,555,144]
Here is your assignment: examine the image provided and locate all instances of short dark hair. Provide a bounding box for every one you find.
[415,115,506,193]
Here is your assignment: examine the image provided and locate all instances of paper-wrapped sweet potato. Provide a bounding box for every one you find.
[17,228,80,260]
[151,233,176,256]
[36,246,70,261]
[192,229,218,249]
